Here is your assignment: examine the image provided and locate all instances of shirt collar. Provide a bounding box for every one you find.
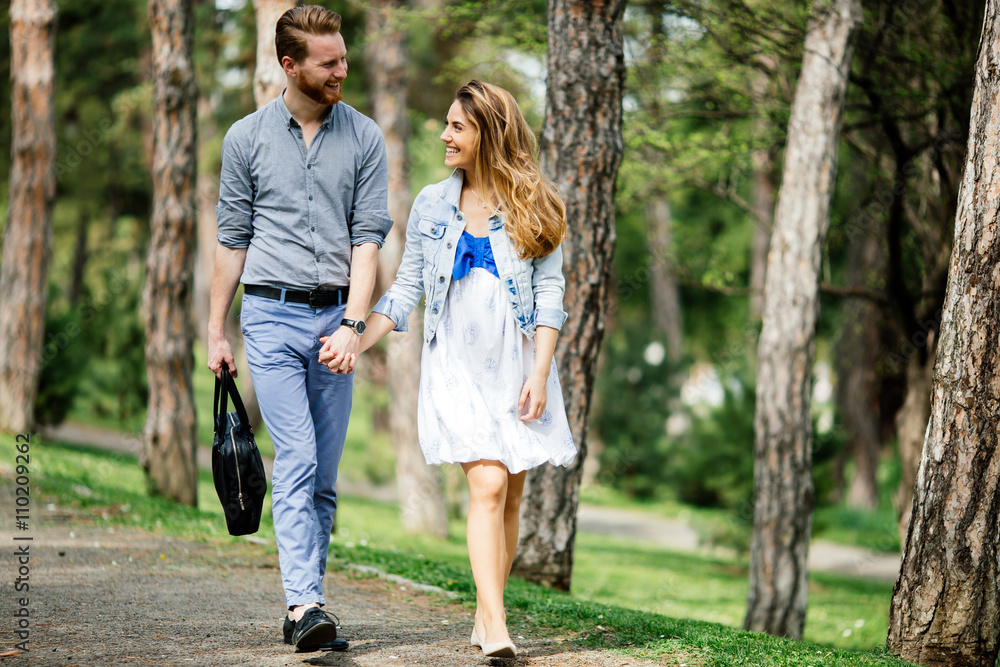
[277,89,335,130]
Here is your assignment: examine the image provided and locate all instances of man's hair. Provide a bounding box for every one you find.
[275,5,343,65]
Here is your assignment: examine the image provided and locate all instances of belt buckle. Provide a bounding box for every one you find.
[308,290,320,308]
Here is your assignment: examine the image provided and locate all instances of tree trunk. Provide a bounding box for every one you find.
[141,0,198,506]
[745,0,861,639]
[368,0,448,538]
[750,152,775,322]
[512,0,626,591]
[894,341,935,537]
[834,224,884,510]
[0,0,57,434]
[193,97,217,342]
[646,196,683,364]
[887,6,1000,663]
[252,0,296,108]
[749,64,777,324]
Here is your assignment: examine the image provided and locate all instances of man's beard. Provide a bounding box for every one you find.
[298,74,342,106]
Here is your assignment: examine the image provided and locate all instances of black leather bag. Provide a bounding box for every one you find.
[212,367,267,535]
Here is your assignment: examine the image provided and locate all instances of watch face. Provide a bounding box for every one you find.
[355,320,366,335]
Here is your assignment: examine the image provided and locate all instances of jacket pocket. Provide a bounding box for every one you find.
[418,217,447,239]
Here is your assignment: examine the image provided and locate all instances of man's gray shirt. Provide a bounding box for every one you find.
[216,94,393,290]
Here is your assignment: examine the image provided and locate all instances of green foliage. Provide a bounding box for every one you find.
[34,299,90,426]
[591,324,679,500]
[73,264,148,423]
[39,207,149,426]
[667,380,755,511]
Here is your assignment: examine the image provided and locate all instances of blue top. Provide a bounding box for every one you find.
[216,92,393,290]
[452,230,500,281]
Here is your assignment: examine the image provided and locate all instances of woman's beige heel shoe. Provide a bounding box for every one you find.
[470,626,481,648]
[482,641,517,658]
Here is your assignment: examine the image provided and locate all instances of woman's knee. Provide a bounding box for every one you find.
[468,473,508,509]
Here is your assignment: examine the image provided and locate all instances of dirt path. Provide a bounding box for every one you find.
[41,421,902,583]
[0,495,662,666]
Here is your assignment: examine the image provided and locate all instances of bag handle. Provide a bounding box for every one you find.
[214,367,251,433]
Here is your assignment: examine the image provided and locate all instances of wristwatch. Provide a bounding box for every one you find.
[341,318,366,335]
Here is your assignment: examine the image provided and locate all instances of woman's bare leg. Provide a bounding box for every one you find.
[470,466,527,643]
[463,460,514,647]
[502,470,527,582]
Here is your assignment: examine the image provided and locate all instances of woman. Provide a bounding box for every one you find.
[330,80,576,658]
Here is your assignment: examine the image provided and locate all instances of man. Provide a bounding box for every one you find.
[207,5,391,653]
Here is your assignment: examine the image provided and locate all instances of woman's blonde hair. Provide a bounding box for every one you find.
[455,80,566,259]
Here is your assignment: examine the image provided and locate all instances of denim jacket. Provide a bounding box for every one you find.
[372,170,568,343]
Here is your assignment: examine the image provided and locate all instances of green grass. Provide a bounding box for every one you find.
[581,471,903,556]
[2,434,915,667]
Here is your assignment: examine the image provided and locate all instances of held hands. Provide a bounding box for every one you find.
[319,326,360,374]
[319,313,395,373]
[518,370,548,422]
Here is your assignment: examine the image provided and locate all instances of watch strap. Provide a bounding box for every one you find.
[341,318,364,334]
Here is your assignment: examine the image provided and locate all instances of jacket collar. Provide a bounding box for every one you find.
[442,169,465,209]
[443,169,505,230]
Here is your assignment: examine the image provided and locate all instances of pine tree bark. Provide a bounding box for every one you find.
[141,0,198,506]
[887,6,1000,663]
[368,0,448,538]
[744,0,861,639]
[252,0,296,108]
[750,152,775,322]
[0,0,57,434]
[647,197,683,364]
[749,66,777,324]
[512,0,626,591]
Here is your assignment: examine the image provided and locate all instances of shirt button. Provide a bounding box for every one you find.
[438,276,445,283]
[311,227,316,231]
[432,307,439,314]
[309,195,313,201]
[307,164,312,169]
[446,242,452,248]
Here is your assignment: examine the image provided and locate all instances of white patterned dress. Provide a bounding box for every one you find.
[417,257,576,474]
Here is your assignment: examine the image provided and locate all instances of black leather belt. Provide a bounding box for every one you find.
[243,284,349,308]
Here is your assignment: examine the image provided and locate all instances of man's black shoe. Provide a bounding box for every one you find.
[285,609,346,652]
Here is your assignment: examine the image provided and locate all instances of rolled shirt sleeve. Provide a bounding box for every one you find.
[215,123,254,249]
[531,244,569,330]
[349,126,393,247]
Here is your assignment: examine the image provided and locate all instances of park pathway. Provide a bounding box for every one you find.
[0,481,659,667]
[39,421,902,583]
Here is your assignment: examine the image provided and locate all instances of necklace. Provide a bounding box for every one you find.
[467,186,490,210]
